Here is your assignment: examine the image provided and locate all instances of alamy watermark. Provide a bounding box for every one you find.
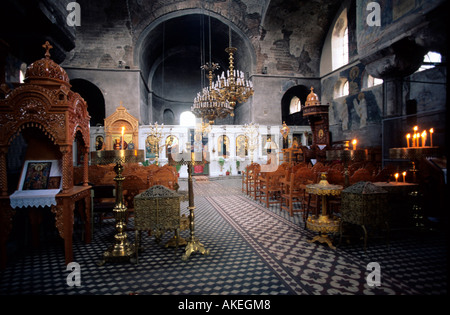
[366,2,381,26]
[66,2,81,27]
[366,262,381,287]
[66,262,81,287]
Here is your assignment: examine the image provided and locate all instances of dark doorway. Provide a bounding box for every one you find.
[70,79,105,126]
[281,85,310,126]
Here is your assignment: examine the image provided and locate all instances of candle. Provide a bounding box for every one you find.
[121,126,125,150]
[429,128,434,147]
[412,134,417,147]
[406,133,410,148]
[413,126,418,147]
[395,173,399,182]
[402,171,406,182]
[421,130,427,147]
[352,139,357,150]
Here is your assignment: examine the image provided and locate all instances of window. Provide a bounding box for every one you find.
[218,135,230,158]
[367,74,383,87]
[342,80,349,96]
[19,70,25,83]
[416,51,442,72]
[289,96,301,114]
[19,62,27,83]
[236,135,248,158]
[332,9,349,70]
[180,111,196,127]
[334,79,349,98]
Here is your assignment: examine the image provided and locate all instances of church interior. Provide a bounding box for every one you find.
[0,0,448,297]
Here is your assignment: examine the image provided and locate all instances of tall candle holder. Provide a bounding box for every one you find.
[91,149,144,265]
[389,147,441,183]
[169,151,210,261]
[306,173,343,249]
[389,128,442,228]
[326,140,369,187]
[150,122,164,165]
[243,122,259,163]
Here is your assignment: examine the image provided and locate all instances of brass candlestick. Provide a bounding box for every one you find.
[306,174,343,249]
[91,150,144,265]
[170,151,209,261]
[326,140,368,187]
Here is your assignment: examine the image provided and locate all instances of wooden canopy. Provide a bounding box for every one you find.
[0,41,91,195]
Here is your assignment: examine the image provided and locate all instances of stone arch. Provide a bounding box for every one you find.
[70,79,106,127]
[163,108,175,125]
[134,9,257,125]
[281,85,310,126]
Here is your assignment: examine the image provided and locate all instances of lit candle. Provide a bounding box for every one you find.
[402,171,406,182]
[429,128,434,147]
[352,139,357,150]
[412,134,417,147]
[413,126,418,147]
[406,133,410,148]
[421,130,427,148]
[121,126,125,150]
[395,173,399,182]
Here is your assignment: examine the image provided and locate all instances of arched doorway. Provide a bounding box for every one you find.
[135,10,256,126]
[70,79,106,126]
[281,85,310,126]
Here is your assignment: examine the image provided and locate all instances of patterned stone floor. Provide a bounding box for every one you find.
[0,177,447,296]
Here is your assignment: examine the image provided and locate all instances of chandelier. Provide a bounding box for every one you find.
[191,11,235,126]
[212,45,254,116]
[191,62,234,125]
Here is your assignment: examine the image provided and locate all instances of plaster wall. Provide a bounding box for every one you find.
[66,68,142,124]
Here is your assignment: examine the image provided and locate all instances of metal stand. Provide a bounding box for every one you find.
[170,152,209,261]
[181,160,209,261]
[97,161,135,265]
[90,150,144,266]
[305,174,343,250]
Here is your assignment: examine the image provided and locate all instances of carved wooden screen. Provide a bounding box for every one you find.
[104,104,139,151]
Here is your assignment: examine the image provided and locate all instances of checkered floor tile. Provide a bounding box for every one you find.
[0,178,447,295]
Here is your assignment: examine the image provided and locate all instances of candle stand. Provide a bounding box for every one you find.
[243,122,259,163]
[306,174,343,249]
[389,147,441,183]
[326,141,369,187]
[91,150,144,266]
[389,146,441,228]
[170,152,210,261]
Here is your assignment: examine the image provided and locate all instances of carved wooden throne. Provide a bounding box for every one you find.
[0,42,91,267]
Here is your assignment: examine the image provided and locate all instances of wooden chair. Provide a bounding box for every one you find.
[242,163,258,194]
[295,167,320,226]
[349,168,374,185]
[151,165,178,190]
[311,161,329,182]
[245,163,261,199]
[348,162,364,177]
[123,174,147,224]
[327,168,345,186]
[326,168,344,215]
[373,164,396,182]
[91,184,116,235]
[259,167,285,208]
[280,171,305,217]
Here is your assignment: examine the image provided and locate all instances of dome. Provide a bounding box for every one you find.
[305,86,321,106]
[24,41,70,86]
